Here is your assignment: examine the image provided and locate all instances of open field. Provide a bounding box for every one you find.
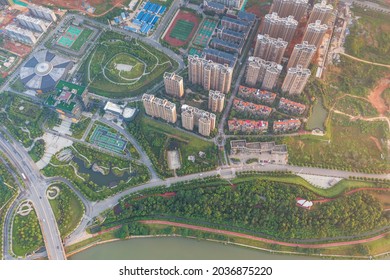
[128,114,218,177]
[71,28,93,51]
[82,31,177,98]
[48,183,84,238]
[163,9,201,47]
[345,6,390,64]
[284,114,389,173]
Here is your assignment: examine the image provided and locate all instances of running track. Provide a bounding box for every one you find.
[141,220,389,248]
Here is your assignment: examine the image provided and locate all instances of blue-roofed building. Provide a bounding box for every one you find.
[152,16,159,24]
[144,2,151,10]
[159,6,166,14]
[121,12,126,20]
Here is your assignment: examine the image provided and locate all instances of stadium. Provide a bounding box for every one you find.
[20,50,73,92]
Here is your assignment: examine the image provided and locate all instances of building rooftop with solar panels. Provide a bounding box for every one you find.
[20,50,73,92]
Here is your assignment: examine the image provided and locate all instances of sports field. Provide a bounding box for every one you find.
[56,25,92,51]
[170,20,194,41]
[89,125,127,154]
[163,9,201,47]
[193,19,217,47]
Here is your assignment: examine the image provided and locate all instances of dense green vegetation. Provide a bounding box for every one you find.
[12,207,44,257]
[0,159,17,260]
[103,178,389,240]
[42,144,150,201]
[81,31,177,98]
[284,114,389,173]
[0,93,54,148]
[127,114,218,177]
[70,117,91,139]
[345,6,390,64]
[28,139,45,162]
[334,96,378,117]
[48,183,84,238]
[325,56,390,99]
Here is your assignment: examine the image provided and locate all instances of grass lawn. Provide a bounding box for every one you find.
[12,207,44,257]
[128,114,218,177]
[71,28,93,51]
[284,113,389,173]
[82,31,177,98]
[345,6,390,64]
[70,117,91,139]
[107,53,145,80]
[334,95,379,117]
[48,183,84,238]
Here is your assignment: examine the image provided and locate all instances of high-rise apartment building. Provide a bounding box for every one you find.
[142,94,177,123]
[254,34,287,64]
[163,72,184,98]
[221,16,251,32]
[262,13,298,43]
[181,105,216,137]
[270,0,308,21]
[16,14,47,33]
[302,20,327,48]
[188,55,233,94]
[28,4,57,22]
[287,41,316,68]
[5,25,37,45]
[308,0,333,24]
[245,56,282,90]
[208,90,225,113]
[281,65,311,95]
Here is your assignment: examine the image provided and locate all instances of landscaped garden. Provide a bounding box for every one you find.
[12,204,44,257]
[42,143,150,201]
[81,31,178,98]
[101,176,389,241]
[127,114,218,177]
[48,183,84,238]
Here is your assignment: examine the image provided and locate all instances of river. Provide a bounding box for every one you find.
[69,237,321,260]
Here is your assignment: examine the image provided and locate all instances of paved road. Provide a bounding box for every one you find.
[0,128,66,260]
[150,0,181,41]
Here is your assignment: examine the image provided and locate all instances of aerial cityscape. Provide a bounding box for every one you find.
[0,0,389,261]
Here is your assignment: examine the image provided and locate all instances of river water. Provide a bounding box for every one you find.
[69,237,320,260]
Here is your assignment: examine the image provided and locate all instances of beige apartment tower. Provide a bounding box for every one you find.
[271,0,308,21]
[181,105,216,137]
[308,0,333,24]
[281,65,311,95]
[208,90,225,113]
[245,56,282,90]
[142,94,177,123]
[188,55,233,94]
[262,13,298,43]
[303,20,328,48]
[254,34,287,64]
[164,72,184,98]
[287,41,316,68]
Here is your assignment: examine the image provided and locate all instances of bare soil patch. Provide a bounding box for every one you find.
[370,136,383,152]
[367,76,390,115]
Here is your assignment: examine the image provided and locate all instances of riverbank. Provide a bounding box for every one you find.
[65,227,390,260]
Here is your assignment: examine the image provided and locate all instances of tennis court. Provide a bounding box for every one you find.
[89,125,127,154]
[56,25,83,48]
[188,48,203,56]
[170,20,195,41]
[193,19,217,47]
[57,36,75,47]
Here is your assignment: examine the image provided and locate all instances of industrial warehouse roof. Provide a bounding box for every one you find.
[20,50,73,92]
